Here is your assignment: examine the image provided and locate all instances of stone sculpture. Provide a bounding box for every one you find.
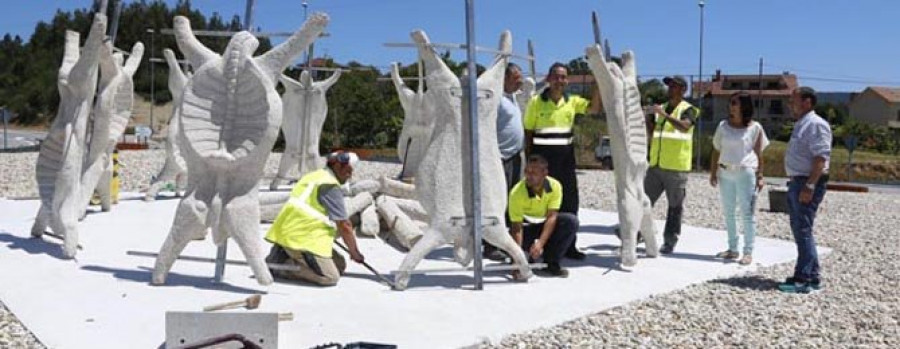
[151,14,329,286]
[514,77,536,117]
[391,62,434,180]
[78,41,143,215]
[269,70,341,190]
[585,45,659,267]
[393,30,532,290]
[145,49,190,201]
[31,14,107,258]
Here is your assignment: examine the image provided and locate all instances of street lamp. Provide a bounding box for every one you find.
[696,0,705,171]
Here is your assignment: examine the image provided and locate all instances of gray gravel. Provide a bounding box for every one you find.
[1,150,898,348]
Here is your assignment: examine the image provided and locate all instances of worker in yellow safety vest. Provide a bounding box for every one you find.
[264,151,365,286]
[523,62,601,261]
[645,75,699,254]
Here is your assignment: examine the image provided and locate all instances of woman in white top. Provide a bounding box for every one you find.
[709,91,770,265]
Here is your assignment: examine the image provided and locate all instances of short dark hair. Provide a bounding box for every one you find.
[505,62,521,77]
[796,86,817,107]
[730,91,754,127]
[547,62,567,77]
[527,154,549,169]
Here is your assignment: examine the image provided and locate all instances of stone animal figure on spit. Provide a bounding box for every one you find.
[31,14,107,258]
[585,44,659,267]
[151,13,329,286]
[77,40,143,216]
[145,49,190,201]
[269,70,341,190]
[390,61,434,180]
[393,30,533,290]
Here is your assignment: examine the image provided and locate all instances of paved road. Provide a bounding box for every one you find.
[0,128,46,149]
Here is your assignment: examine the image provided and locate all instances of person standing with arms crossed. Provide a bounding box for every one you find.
[524,62,600,260]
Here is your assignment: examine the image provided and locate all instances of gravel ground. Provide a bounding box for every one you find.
[1,150,899,348]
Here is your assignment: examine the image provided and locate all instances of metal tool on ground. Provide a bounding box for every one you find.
[126,250,303,272]
[392,262,547,275]
[333,240,396,288]
[203,294,262,312]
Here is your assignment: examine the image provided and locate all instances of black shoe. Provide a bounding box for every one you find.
[483,249,508,262]
[564,249,587,260]
[659,244,674,255]
[784,276,822,291]
[534,264,569,278]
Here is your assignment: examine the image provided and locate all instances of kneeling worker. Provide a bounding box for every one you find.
[509,154,580,277]
[265,151,365,286]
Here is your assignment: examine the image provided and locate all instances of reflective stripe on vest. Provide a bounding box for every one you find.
[265,169,340,257]
[649,100,697,171]
[523,215,547,225]
[533,127,574,146]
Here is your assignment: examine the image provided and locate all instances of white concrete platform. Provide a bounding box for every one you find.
[0,193,826,348]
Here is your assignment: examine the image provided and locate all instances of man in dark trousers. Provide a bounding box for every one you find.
[523,62,600,260]
[509,155,579,277]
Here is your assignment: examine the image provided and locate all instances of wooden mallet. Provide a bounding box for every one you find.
[203,294,262,312]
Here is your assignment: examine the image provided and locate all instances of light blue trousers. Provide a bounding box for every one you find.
[717,168,758,254]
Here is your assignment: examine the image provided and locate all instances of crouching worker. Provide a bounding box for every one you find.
[264,151,365,286]
[509,155,580,277]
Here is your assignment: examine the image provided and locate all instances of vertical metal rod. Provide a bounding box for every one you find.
[696,0,705,171]
[213,244,227,282]
[108,1,123,44]
[757,57,763,120]
[149,29,155,132]
[244,0,256,31]
[464,0,484,290]
[2,109,8,150]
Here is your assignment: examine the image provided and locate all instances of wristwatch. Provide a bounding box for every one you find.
[804,182,816,191]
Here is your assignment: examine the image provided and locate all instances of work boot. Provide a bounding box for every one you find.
[534,262,569,278]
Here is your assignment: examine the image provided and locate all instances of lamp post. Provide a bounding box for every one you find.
[696,0,705,171]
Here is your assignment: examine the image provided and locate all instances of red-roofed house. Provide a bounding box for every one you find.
[694,70,798,134]
[848,87,900,127]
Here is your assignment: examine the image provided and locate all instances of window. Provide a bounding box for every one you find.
[728,81,742,89]
[749,82,760,89]
[767,81,780,89]
[897,110,900,121]
[769,100,784,115]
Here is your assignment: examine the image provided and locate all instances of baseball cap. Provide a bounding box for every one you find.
[663,75,688,88]
[326,151,359,167]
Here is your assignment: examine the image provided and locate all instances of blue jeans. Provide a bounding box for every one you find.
[787,176,828,282]
[717,168,758,254]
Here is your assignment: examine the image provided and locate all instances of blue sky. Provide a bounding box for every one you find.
[3,0,899,92]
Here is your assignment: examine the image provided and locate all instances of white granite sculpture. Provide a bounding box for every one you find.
[514,77,536,117]
[78,41,143,215]
[585,45,659,267]
[152,14,329,286]
[145,49,189,201]
[391,62,434,179]
[31,14,107,258]
[393,30,532,290]
[269,70,341,190]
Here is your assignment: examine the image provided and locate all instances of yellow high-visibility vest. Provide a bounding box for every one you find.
[649,100,698,171]
[265,169,339,257]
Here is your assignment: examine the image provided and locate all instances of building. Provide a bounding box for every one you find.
[848,87,900,127]
[694,70,798,135]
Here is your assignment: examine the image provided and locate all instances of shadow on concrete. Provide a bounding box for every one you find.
[710,274,781,291]
[80,265,265,294]
[578,224,617,235]
[0,231,70,260]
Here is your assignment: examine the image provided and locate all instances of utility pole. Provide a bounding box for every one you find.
[695,0,706,171]
[463,0,484,290]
